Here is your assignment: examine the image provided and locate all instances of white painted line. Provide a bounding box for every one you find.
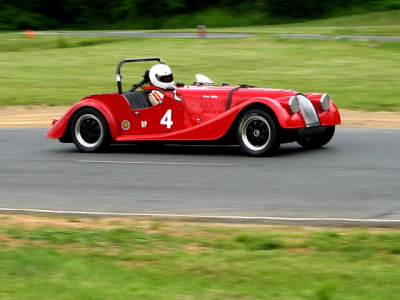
[1,208,400,224]
[78,159,238,166]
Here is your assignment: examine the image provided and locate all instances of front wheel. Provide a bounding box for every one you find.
[236,109,280,156]
[71,108,110,152]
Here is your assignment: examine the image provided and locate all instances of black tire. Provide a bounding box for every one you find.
[236,109,280,156]
[297,125,335,149]
[71,108,110,152]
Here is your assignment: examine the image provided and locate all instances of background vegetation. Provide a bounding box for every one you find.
[0,7,399,111]
[1,10,400,111]
[1,0,400,30]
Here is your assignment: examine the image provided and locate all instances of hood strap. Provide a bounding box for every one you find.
[226,84,253,110]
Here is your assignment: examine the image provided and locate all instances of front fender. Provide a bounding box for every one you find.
[236,97,305,128]
[45,99,119,141]
[240,96,341,128]
[305,93,341,126]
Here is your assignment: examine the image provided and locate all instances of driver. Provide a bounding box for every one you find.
[148,64,175,106]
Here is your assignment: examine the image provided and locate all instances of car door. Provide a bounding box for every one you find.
[129,91,189,135]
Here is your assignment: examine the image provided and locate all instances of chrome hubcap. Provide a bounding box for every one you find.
[239,114,271,151]
[75,114,103,148]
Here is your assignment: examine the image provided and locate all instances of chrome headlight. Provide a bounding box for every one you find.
[289,96,299,114]
[320,94,330,111]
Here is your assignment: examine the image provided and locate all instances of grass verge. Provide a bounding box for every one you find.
[1,214,400,299]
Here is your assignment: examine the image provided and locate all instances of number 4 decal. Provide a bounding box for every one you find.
[160,109,173,129]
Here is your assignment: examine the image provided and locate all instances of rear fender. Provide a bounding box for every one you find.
[45,99,118,141]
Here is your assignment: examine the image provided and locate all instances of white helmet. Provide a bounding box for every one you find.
[149,64,175,90]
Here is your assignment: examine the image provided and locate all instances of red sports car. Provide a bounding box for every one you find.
[46,57,341,156]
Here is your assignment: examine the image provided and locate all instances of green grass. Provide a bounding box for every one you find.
[0,11,400,111]
[1,217,400,299]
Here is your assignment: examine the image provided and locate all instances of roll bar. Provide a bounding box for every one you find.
[116,57,165,94]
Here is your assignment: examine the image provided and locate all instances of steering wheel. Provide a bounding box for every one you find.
[129,70,150,92]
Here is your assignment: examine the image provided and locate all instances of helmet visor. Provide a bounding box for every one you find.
[156,74,173,83]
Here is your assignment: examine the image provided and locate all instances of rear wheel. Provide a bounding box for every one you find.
[297,125,335,149]
[71,108,110,152]
[236,109,280,156]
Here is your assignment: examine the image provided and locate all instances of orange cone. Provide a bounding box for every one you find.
[25,30,36,38]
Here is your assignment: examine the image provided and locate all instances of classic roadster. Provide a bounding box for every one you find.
[46,58,341,156]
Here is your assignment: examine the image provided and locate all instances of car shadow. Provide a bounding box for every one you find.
[109,143,243,156]
[108,143,321,157]
[51,142,329,157]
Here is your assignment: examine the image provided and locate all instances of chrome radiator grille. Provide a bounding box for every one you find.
[297,94,320,127]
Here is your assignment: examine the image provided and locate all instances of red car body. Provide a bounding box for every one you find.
[46,58,340,156]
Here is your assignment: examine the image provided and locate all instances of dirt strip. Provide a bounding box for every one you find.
[0,106,70,128]
[1,106,400,128]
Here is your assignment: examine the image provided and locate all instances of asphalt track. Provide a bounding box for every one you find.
[33,31,400,42]
[1,127,400,226]
[276,34,400,42]
[33,31,251,38]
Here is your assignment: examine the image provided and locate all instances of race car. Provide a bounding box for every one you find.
[46,57,341,156]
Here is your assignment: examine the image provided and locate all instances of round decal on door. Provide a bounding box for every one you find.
[121,120,130,130]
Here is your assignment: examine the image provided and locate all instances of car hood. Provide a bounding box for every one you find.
[177,85,298,100]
